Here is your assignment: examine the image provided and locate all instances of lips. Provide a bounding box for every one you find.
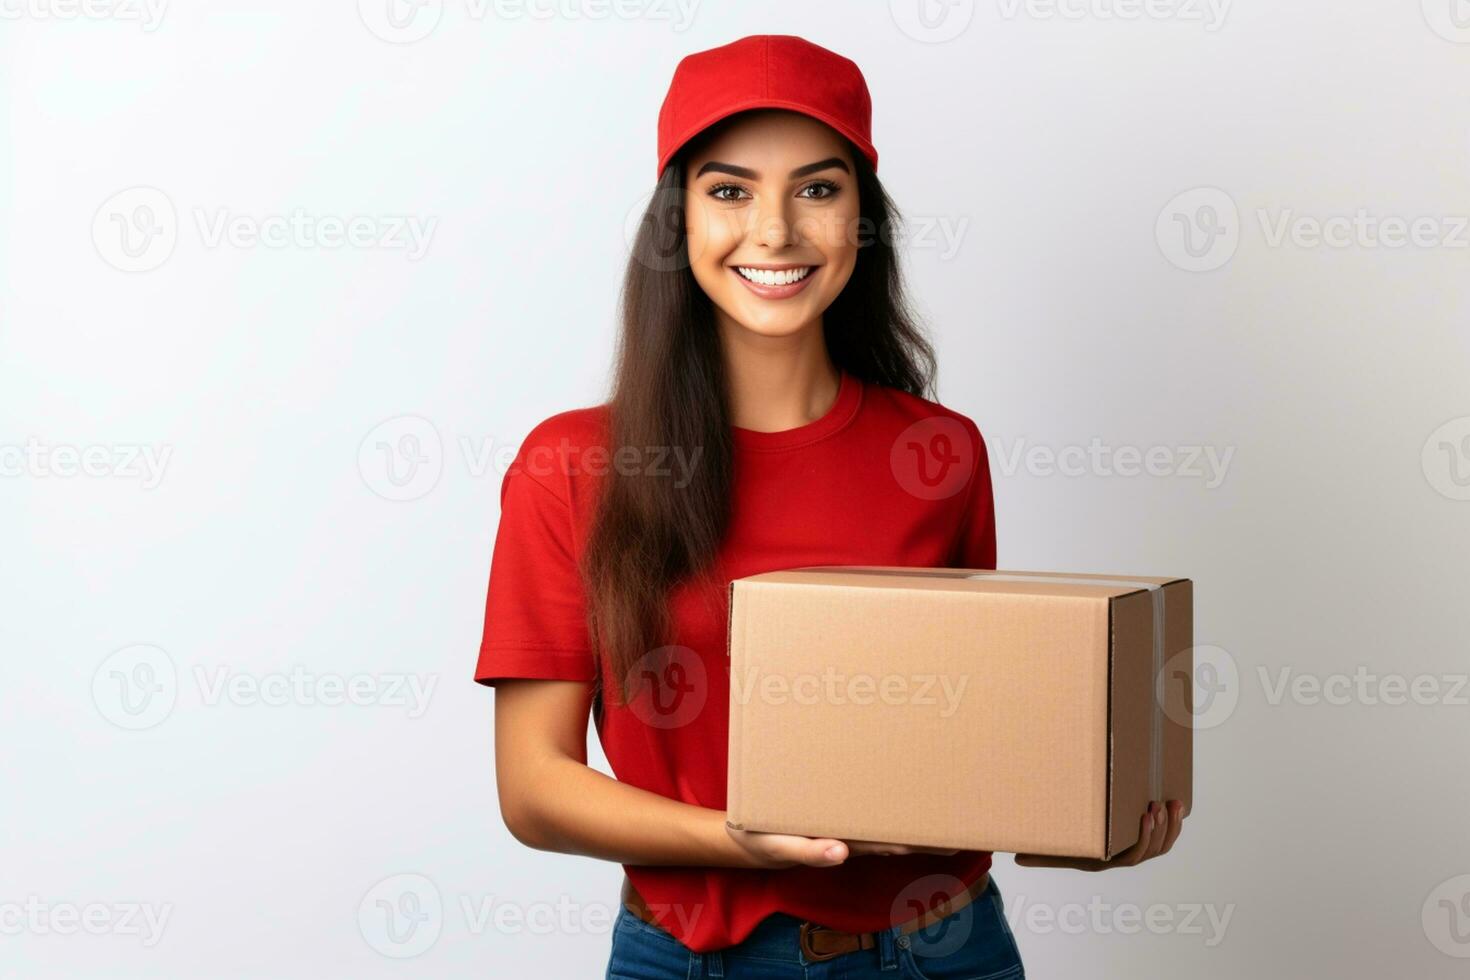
[728,264,819,299]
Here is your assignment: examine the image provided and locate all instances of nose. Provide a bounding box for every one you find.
[750,192,796,249]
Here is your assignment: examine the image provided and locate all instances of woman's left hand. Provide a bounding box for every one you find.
[1014,799,1184,871]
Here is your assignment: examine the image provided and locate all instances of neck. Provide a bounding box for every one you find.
[716,314,841,433]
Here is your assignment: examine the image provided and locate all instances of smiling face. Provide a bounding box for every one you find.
[682,110,861,340]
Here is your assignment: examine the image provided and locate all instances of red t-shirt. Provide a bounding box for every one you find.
[474,368,998,953]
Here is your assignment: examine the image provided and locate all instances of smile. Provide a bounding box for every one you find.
[735,266,814,286]
[729,264,819,299]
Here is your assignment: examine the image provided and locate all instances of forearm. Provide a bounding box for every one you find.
[505,755,760,868]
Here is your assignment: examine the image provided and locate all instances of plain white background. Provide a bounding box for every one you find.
[2,1,1469,977]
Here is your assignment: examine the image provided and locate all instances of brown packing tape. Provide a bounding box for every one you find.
[1104,579,1192,857]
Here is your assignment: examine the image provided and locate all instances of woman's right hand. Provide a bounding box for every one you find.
[725,823,959,869]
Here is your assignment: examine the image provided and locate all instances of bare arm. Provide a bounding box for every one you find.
[494,678,866,869]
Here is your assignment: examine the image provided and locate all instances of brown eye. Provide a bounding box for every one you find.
[798,180,840,200]
[708,183,748,202]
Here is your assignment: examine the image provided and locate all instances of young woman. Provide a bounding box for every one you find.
[476,34,1184,980]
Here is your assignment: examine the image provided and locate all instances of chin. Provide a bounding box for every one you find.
[727,308,813,337]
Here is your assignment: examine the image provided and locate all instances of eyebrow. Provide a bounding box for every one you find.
[694,157,850,180]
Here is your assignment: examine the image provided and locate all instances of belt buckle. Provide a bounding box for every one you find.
[798,921,843,963]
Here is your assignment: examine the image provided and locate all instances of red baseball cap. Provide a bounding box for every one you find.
[656,34,878,180]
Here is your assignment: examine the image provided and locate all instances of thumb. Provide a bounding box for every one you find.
[797,837,848,866]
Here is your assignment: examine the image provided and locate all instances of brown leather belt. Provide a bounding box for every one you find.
[620,869,989,963]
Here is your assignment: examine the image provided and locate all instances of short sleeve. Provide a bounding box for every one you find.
[474,462,598,687]
[951,421,997,570]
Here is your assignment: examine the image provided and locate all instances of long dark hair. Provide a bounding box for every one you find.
[581,131,937,713]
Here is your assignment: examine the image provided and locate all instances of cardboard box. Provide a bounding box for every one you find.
[725,567,1193,859]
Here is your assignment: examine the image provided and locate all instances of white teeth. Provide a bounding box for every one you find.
[736,266,813,287]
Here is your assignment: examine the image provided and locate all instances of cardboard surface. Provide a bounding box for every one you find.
[725,566,1193,859]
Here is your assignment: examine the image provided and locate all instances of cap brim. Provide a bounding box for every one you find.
[658,98,878,178]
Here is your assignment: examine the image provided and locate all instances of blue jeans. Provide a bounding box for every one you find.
[605,876,1024,979]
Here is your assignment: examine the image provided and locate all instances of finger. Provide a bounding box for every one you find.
[803,837,848,865]
[1115,809,1155,866]
[883,844,959,856]
[1015,853,1106,871]
[1159,800,1185,854]
[846,839,918,857]
[1145,801,1168,858]
[748,830,847,867]
[1134,803,1163,862]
